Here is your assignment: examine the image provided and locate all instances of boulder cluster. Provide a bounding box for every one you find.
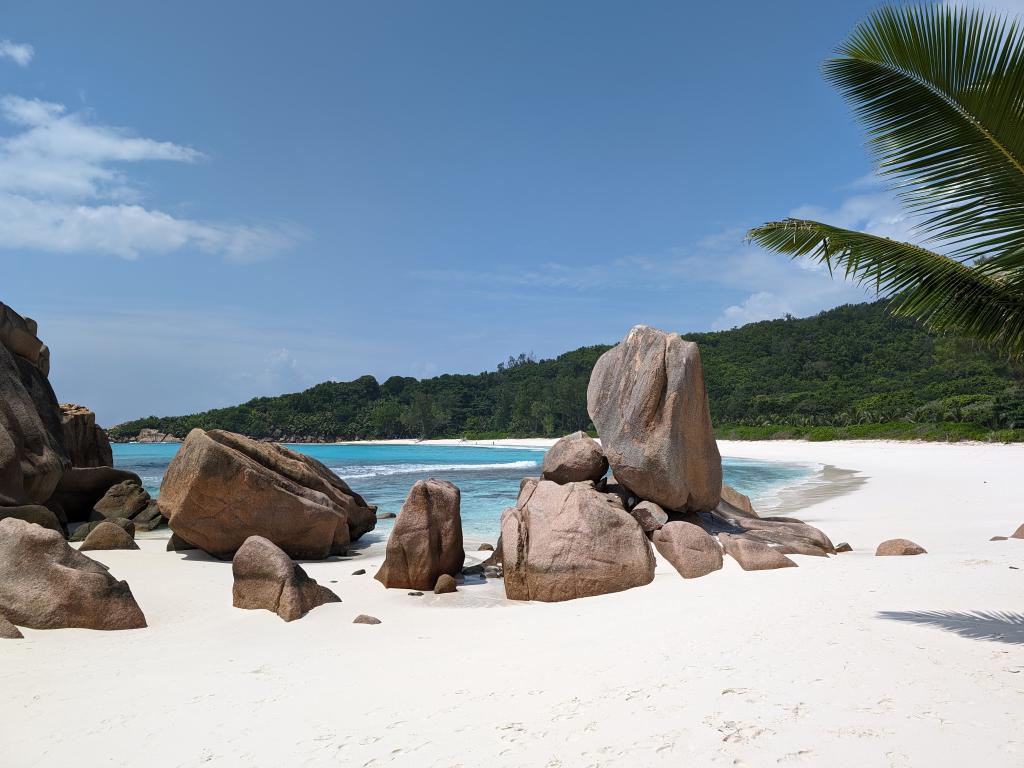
[0,302,153,635]
[497,325,837,602]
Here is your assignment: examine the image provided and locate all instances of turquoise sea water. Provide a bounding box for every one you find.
[112,443,814,541]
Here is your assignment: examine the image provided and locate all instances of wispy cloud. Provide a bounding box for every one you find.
[0,95,301,262]
[0,39,33,67]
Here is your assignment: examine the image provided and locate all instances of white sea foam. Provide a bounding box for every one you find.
[335,459,539,481]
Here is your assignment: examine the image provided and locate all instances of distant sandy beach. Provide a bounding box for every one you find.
[3,439,1023,766]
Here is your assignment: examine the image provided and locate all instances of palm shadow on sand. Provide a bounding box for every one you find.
[879,610,1024,645]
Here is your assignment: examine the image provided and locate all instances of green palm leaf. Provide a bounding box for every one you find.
[750,4,1024,356]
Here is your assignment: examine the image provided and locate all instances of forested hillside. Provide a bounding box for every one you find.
[110,301,1024,442]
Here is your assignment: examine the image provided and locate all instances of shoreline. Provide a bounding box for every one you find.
[6,439,1024,765]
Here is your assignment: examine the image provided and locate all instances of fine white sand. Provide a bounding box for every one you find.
[2,440,1023,767]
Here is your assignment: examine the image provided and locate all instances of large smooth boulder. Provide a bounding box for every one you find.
[158,429,376,560]
[375,479,463,590]
[59,404,113,468]
[93,480,150,520]
[501,479,655,602]
[48,466,142,523]
[540,432,608,484]
[719,533,797,571]
[232,536,340,622]
[80,521,139,552]
[695,498,835,557]
[587,325,721,512]
[0,517,146,630]
[652,521,723,578]
[0,341,68,506]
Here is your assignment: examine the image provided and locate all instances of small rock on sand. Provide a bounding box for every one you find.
[478,543,494,551]
[408,591,423,597]
[835,542,852,553]
[434,573,457,594]
[352,568,366,575]
[875,538,927,556]
[353,614,381,625]
[991,536,1008,541]
[1011,523,1024,539]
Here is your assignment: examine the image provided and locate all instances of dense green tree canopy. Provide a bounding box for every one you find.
[109,301,1024,443]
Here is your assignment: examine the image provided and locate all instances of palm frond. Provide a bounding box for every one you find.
[825,5,1024,264]
[749,219,1024,354]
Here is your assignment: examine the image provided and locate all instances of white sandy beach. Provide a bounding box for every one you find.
[2,439,1023,767]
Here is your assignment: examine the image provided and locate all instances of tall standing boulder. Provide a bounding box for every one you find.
[540,431,608,484]
[232,536,340,622]
[0,517,146,630]
[501,478,655,602]
[0,315,68,506]
[587,325,721,512]
[376,479,464,590]
[59,404,113,468]
[159,429,376,560]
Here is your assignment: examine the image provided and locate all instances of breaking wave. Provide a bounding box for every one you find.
[335,459,539,481]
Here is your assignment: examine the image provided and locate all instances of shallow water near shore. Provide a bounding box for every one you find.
[113,442,817,540]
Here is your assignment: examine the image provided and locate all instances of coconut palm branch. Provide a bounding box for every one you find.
[748,5,1024,355]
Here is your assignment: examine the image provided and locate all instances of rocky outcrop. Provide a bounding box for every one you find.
[652,521,723,578]
[70,517,135,542]
[158,429,376,560]
[80,521,139,552]
[719,534,797,571]
[540,431,608,484]
[692,494,835,557]
[48,467,142,522]
[375,479,464,590]
[0,308,68,507]
[876,538,927,556]
[232,536,340,622]
[501,479,655,602]
[0,517,146,630]
[93,480,150,520]
[59,404,113,468]
[134,428,180,443]
[587,325,721,512]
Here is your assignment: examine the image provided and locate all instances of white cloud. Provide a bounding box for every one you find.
[0,39,33,67]
[0,95,300,262]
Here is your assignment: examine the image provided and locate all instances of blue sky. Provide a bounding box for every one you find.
[2,1,1018,425]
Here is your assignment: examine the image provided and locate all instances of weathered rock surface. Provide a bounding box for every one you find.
[694,497,835,557]
[131,500,166,531]
[0,332,68,506]
[80,521,139,552]
[375,479,464,590]
[93,480,150,520]
[231,536,340,622]
[159,429,376,560]
[876,538,927,556]
[48,466,142,523]
[0,517,146,630]
[70,517,135,542]
[59,404,113,468]
[0,504,64,534]
[540,431,608,484]
[0,613,22,639]
[629,500,668,532]
[719,533,797,571]
[501,479,655,602]
[0,303,48,375]
[652,521,723,578]
[720,483,756,516]
[586,325,721,512]
[434,573,457,594]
